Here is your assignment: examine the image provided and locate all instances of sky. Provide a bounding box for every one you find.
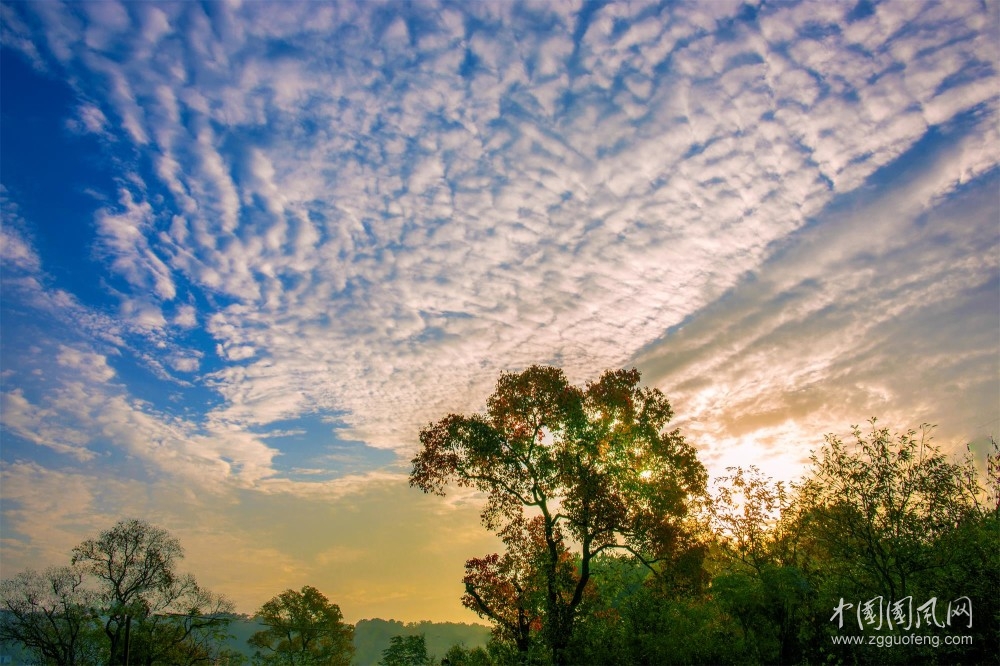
[0,0,997,624]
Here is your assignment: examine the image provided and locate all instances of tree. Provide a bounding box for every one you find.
[71,517,180,663]
[0,566,101,665]
[461,516,570,660]
[795,422,999,663]
[710,466,790,573]
[2,519,235,666]
[411,366,707,665]
[706,466,811,665]
[379,634,430,666]
[799,420,980,601]
[248,585,353,666]
[442,642,492,666]
[70,518,235,666]
[126,581,237,665]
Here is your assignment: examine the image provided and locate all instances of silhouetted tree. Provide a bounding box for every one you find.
[442,642,493,666]
[71,518,235,666]
[0,566,101,665]
[800,420,980,601]
[379,634,430,666]
[249,585,353,665]
[2,519,236,665]
[702,422,999,665]
[411,366,706,665]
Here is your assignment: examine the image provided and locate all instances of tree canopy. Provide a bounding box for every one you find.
[378,634,430,666]
[2,518,236,666]
[3,390,995,666]
[411,365,707,664]
[249,585,354,666]
[0,567,100,666]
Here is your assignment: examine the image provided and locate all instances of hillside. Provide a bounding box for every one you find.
[217,614,490,665]
[352,618,491,665]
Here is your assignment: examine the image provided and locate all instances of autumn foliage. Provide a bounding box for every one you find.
[411,369,999,665]
[411,365,707,664]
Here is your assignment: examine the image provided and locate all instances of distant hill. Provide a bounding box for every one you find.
[221,613,268,657]
[217,614,491,665]
[352,618,491,665]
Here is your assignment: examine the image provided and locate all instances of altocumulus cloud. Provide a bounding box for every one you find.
[1,0,997,619]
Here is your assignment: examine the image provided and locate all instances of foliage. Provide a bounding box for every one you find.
[710,465,790,572]
[411,366,706,665]
[798,420,981,601]
[5,408,995,666]
[378,634,430,666]
[249,585,353,666]
[1,518,237,666]
[0,567,101,665]
[442,642,493,666]
[441,413,996,666]
[125,585,237,666]
[71,518,235,666]
[461,516,573,657]
[352,619,490,666]
[703,421,998,665]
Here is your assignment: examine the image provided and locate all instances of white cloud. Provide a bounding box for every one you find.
[1,390,97,461]
[95,189,176,302]
[167,353,201,373]
[56,345,116,382]
[66,102,110,136]
[0,3,48,71]
[0,219,41,275]
[2,0,997,488]
[172,304,197,328]
[636,115,999,482]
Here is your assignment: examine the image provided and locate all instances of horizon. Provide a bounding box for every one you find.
[1,0,998,624]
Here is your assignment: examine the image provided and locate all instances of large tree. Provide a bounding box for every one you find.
[249,585,354,666]
[793,422,999,663]
[410,365,706,665]
[70,518,234,666]
[0,566,101,665]
[799,420,982,601]
[3,519,235,665]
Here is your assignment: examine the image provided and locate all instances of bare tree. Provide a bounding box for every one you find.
[0,566,101,665]
[70,518,234,665]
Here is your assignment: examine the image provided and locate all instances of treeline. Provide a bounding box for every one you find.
[2,366,997,665]
[0,518,238,665]
[352,619,490,665]
[410,366,999,665]
[217,615,490,665]
[0,527,488,666]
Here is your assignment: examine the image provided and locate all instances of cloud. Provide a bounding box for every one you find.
[0,462,109,562]
[172,304,197,328]
[66,102,111,136]
[1,389,97,462]
[95,189,176,302]
[1,189,41,274]
[0,457,497,621]
[56,345,116,382]
[2,0,995,446]
[0,0,996,620]
[636,110,999,481]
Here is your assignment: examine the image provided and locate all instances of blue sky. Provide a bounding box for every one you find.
[1,0,998,622]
